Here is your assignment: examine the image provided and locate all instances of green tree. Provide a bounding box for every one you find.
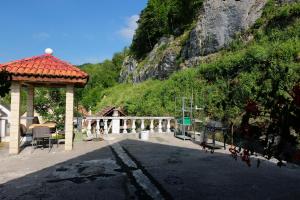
[131,0,203,59]
[34,88,66,130]
[76,48,128,110]
[0,70,11,97]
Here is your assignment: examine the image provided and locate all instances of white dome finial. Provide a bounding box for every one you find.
[45,48,53,55]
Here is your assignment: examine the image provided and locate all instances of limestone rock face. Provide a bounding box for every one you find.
[120,36,180,83]
[182,0,267,59]
[120,0,268,83]
[119,57,138,83]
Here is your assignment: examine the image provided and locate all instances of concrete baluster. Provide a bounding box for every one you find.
[96,119,100,136]
[132,119,136,133]
[167,119,171,133]
[150,120,154,133]
[104,119,108,135]
[141,119,145,131]
[123,119,127,134]
[158,119,163,133]
[87,119,92,138]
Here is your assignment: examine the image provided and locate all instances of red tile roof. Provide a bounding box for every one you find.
[0,54,88,86]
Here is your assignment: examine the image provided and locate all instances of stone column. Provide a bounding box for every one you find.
[167,119,171,133]
[112,109,120,134]
[150,120,154,133]
[158,119,163,133]
[26,85,34,129]
[65,85,74,151]
[131,119,136,133]
[123,119,127,134]
[9,82,21,154]
[141,119,145,131]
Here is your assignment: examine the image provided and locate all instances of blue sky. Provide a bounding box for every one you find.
[0,0,147,65]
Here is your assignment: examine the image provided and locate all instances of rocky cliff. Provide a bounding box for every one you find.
[119,36,183,82]
[120,0,268,83]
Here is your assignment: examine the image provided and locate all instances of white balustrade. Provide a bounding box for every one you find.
[123,119,127,134]
[96,119,100,136]
[87,119,92,138]
[132,119,136,133]
[104,119,108,135]
[84,116,174,135]
[150,120,154,133]
[158,119,163,133]
[167,119,171,133]
[141,119,145,131]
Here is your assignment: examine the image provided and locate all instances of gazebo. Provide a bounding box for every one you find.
[0,49,88,154]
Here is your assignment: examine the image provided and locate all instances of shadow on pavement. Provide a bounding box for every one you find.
[1,138,300,200]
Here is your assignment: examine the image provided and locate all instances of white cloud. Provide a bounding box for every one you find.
[33,32,51,41]
[118,15,139,40]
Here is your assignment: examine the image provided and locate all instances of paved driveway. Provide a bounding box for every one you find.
[0,134,299,200]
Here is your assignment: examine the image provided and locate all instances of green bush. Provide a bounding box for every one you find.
[131,0,203,59]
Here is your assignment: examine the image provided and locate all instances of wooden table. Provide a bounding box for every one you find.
[29,123,56,129]
[29,123,64,148]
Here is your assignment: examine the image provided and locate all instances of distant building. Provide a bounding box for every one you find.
[0,104,10,141]
[90,106,126,134]
[95,106,126,117]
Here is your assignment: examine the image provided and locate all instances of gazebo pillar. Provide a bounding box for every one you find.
[65,84,74,151]
[9,82,21,154]
[26,85,34,129]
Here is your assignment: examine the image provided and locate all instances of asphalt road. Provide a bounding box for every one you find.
[1,134,300,200]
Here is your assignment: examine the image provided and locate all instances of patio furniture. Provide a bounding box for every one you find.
[55,130,65,147]
[29,123,56,130]
[32,126,52,152]
[20,124,27,137]
[43,121,57,134]
[19,124,33,143]
[203,120,228,150]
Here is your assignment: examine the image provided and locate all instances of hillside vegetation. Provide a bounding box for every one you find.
[92,1,300,120]
[130,0,203,59]
[12,0,297,161]
[85,0,300,161]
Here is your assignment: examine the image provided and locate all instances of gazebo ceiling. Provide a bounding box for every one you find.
[0,51,88,87]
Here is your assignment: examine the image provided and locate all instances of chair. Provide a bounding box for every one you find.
[32,126,52,152]
[20,124,27,137]
[43,121,57,133]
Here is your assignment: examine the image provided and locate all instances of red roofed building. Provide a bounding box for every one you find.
[0,49,88,154]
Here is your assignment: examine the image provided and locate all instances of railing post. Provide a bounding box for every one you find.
[87,119,92,138]
[158,119,163,133]
[167,119,171,133]
[150,119,154,133]
[123,119,127,134]
[132,119,136,133]
[104,119,108,135]
[96,119,100,136]
[141,119,145,131]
